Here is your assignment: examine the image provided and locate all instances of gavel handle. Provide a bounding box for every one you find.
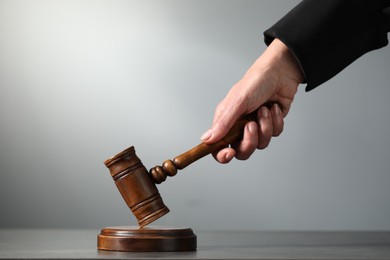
[149,113,257,184]
[173,114,255,169]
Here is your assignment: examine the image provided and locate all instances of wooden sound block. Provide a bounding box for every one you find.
[97,226,197,252]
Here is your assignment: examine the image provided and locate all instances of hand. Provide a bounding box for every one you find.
[201,38,304,163]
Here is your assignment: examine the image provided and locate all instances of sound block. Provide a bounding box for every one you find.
[97,226,197,252]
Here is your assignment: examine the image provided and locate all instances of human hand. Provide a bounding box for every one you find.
[201,38,304,163]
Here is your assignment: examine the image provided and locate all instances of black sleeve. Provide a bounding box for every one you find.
[264,0,390,91]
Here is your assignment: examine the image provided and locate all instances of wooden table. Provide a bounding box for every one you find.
[1,229,390,259]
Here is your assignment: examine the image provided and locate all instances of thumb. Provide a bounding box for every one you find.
[201,104,244,144]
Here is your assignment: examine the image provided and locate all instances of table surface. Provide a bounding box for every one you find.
[1,228,390,259]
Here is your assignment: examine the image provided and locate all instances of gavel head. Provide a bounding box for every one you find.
[104,146,169,227]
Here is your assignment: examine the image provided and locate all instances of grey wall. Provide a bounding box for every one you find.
[1,0,390,231]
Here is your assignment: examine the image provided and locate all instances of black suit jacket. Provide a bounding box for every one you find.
[264,0,390,91]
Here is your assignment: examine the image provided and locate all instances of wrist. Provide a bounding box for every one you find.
[257,38,304,85]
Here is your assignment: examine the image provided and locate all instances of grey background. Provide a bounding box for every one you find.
[1,0,390,231]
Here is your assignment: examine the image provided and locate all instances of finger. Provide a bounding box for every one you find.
[257,106,273,149]
[233,121,258,160]
[212,147,236,164]
[271,104,284,136]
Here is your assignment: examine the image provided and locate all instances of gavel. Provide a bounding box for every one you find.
[104,113,256,227]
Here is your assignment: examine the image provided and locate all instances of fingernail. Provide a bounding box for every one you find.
[225,152,233,161]
[261,106,269,118]
[248,122,257,134]
[273,104,281,115]
[201,130,212,141]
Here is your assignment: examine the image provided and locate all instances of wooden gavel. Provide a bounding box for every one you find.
[104,114,256,227]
